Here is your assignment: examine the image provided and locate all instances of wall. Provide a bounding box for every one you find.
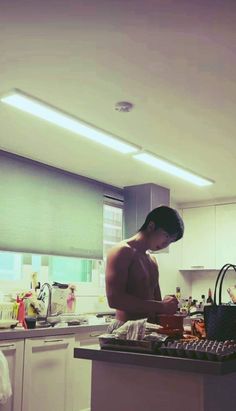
[190,270,236,303]
[155,239,189,298]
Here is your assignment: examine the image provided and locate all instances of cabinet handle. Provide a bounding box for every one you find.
[191,265,205,269]
[43,339,64,344]
[0,344,16,349]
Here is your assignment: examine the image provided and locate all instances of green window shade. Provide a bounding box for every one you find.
[0,151,103,258]
[49,256,92,283]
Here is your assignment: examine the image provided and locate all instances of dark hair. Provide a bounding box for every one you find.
[138,205,184,241]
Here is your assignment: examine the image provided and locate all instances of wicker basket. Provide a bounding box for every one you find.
[0,302,17,320]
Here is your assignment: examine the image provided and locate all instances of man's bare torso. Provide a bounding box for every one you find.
[115,240,159,321]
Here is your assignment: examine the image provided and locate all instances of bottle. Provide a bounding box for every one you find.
[187,296,192,313]
[189,299,197,313]
[17,296,26,328]
[67,285,76,313]
[206,288,214,305]
[175,287,181,301]
[175,287,181,312]
[31,272,38,291]
[201,294,206,310]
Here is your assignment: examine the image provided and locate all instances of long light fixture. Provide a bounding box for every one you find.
[1,89,139,154]
[133,152,214,186]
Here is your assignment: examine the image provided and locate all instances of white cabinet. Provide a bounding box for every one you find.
[181,206,215,269]
[73,330,104,411]
[215,203,236,268]
[22,335,75,411]
[0,340,24,411]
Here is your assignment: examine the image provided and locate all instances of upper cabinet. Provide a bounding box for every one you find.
[215,203,236,268]
[181,206,216,270]
[124,183,170,238]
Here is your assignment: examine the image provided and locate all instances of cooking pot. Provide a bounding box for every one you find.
[157,314,184,330]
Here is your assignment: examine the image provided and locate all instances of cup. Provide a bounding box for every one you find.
[25,317,36,329]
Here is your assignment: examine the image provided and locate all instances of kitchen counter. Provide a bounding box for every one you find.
[0,317,108,340]
[74,346,236,375]
[74,347,236,411]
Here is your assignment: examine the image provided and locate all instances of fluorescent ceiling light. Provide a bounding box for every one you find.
[133,152,214,186]
[1,90,139,154]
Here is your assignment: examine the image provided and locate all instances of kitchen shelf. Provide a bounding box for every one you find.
[179,268,217,272]
[179,267,235,272]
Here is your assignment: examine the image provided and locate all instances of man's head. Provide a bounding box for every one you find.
[139,206,184,251]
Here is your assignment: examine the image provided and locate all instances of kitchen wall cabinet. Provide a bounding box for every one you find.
[0,340,24,411]
[215,203,236,268]
[22,335,75,411]
[181,206,216,270]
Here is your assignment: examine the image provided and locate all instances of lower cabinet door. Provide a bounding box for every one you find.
[22,335,75,411]
[73,332,101,411]
[0,340,24,411]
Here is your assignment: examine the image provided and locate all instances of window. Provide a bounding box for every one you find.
[49,256,93,283]
[0,252,22,281]
[103,203,123,257]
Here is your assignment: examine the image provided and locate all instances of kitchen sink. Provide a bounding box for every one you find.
[35,322,53,328]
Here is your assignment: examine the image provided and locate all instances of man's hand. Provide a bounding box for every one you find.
[161,295,178,314]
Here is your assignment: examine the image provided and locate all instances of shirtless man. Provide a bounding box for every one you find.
[105,206,184,322]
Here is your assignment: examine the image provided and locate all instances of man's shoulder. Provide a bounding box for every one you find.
[107,241,135,260]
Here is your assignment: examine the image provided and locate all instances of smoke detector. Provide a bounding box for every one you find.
[115,101,134,112]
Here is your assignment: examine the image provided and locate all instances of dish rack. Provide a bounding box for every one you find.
[0,302,17,320]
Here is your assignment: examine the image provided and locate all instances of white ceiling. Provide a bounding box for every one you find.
[1,0,236,204]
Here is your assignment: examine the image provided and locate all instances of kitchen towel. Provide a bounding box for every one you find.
[0,351,12,404]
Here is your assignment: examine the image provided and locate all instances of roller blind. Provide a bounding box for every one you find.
[0,151,103,258]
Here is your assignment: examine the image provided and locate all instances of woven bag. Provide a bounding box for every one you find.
[204,263,236,341]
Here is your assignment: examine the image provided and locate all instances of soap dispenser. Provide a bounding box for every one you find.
[67,284,76,313]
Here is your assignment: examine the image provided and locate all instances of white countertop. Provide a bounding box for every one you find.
[0,316,109,341]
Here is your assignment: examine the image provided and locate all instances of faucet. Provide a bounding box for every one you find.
[38,282,52,319]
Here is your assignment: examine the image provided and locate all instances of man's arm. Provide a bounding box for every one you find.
[106,246,176,315]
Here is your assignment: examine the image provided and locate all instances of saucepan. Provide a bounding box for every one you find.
[157,314,184,330]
